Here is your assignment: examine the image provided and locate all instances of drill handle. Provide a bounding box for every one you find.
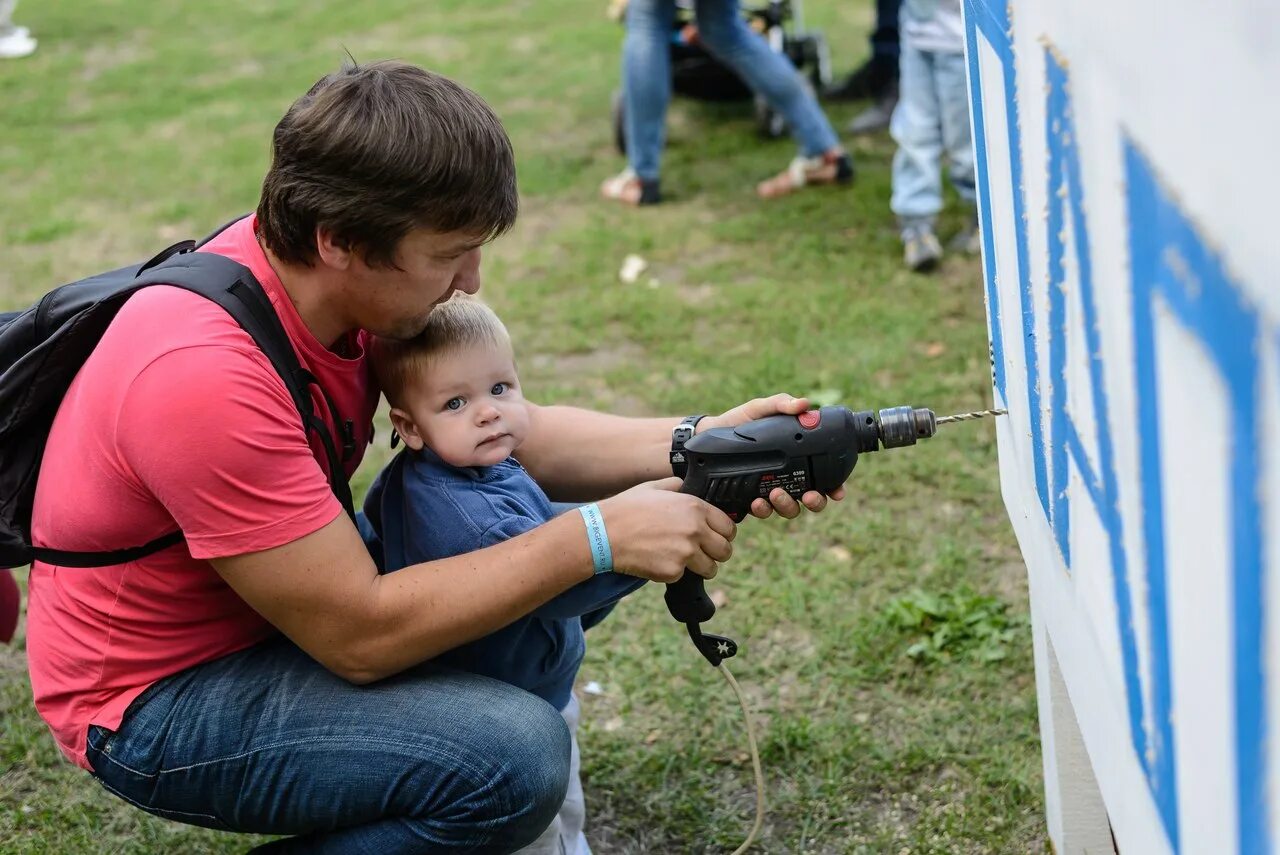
[663,478,718,625]
[664,569,716,624]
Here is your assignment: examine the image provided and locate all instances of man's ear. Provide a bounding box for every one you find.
[388,406,426,451]
[315,226,354,271]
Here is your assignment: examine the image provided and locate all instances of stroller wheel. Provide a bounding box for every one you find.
[611,88,627,155]
[754,95,787,139]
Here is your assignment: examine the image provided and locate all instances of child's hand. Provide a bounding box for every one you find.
[694,392,848,517]
[598,478,735,582]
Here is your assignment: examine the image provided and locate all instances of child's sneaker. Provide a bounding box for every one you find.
[902,220,943,272]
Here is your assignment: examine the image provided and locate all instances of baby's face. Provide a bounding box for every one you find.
[399,342,530,468]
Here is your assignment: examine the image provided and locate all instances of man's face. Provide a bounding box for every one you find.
[348,228,485,341]
[396,342,530,468]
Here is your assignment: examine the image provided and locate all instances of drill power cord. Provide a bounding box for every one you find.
[717,661,766,855]
[677,403,1008,853]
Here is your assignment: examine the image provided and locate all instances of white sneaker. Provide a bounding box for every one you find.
[0,30,36,59]
[0,24,31,39]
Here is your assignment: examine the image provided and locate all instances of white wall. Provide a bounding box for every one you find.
[964,1,1280,852]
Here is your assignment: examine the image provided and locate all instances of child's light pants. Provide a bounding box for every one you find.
[890,42,976,221]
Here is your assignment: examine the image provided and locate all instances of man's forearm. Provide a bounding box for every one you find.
[517,403,679,501]
[216,510,599,685]
[344,511,596,682]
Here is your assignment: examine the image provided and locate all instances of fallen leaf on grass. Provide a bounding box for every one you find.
[824,545,852,563]
[618,254,647,284]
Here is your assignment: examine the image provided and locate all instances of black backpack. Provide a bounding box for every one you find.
[0,223,356,570]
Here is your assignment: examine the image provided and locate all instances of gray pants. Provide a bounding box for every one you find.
[518,693,591,855]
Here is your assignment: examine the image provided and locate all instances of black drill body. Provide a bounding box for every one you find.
[666,404,936,665]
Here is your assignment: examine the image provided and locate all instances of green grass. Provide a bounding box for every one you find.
[0,1,1044,852]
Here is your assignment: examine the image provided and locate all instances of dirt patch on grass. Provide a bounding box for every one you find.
[523,339,652,415]
[79,39,156,83]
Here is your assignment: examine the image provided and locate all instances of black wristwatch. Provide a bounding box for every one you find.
[670,415,707,478]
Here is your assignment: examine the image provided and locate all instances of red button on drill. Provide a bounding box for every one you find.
[798,410,821,429]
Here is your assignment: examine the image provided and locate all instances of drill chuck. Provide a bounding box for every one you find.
[874,406,937,449]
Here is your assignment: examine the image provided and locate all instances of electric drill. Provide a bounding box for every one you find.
[665,404,938,666]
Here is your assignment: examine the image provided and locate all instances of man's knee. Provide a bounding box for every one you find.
[468,689,572,848]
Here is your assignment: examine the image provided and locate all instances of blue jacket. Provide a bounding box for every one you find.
[359,447,645,709]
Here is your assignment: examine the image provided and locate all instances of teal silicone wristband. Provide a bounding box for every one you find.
[577,503,614,575]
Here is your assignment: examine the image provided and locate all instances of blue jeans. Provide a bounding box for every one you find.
[623,0,841,181]
[871,0,902,61]
[889,43,975,222]
[86,635,571,854]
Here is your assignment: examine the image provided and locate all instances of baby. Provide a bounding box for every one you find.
[360,294,644,855]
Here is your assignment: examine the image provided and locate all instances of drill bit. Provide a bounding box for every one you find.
[936,408,1007,425]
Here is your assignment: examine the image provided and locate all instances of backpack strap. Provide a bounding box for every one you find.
[137,252,357,519]
[31,531,186,569]
[32,251,356,568]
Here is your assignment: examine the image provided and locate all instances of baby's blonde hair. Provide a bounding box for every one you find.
[371,295,512,407]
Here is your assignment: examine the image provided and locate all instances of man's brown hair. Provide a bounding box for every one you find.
[257,60,517,268]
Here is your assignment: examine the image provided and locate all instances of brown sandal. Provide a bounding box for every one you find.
[756,151,854,199]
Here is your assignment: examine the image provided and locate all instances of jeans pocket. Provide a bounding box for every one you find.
[85,724,116,771]
[88,727,233,832]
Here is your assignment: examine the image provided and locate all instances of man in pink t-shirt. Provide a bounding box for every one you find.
[26,61,843,853]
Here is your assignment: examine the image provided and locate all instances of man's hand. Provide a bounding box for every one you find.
[598,478,736,582]
[697,392,848,519]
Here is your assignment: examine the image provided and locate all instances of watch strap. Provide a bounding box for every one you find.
[670,414,707,478]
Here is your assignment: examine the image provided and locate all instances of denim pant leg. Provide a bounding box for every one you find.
[934,50,976,205]
[872,0,902,61]
[890,42,944,221]
[694,0,840,157]
[623,0,676,181]
[85,635,571,855]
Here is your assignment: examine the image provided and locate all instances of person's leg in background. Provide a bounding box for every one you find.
[889,41,945,271]
[935,49,980,253]
[86,635,571,855]
[0,0,37,59]
[690,0,852,198]
[843,0,902,134]
[601,0,675,205]
[828,0,901,100]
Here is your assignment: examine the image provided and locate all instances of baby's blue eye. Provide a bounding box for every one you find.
[446,397,464,411]
[491,383,507,396]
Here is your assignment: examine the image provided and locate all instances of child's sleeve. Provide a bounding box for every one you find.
[478,515,647,620]
[532,573,647,620]
[357,464,390,572]
[355,510,385,572]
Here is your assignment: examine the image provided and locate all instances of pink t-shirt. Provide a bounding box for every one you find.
[26,216,378,770]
